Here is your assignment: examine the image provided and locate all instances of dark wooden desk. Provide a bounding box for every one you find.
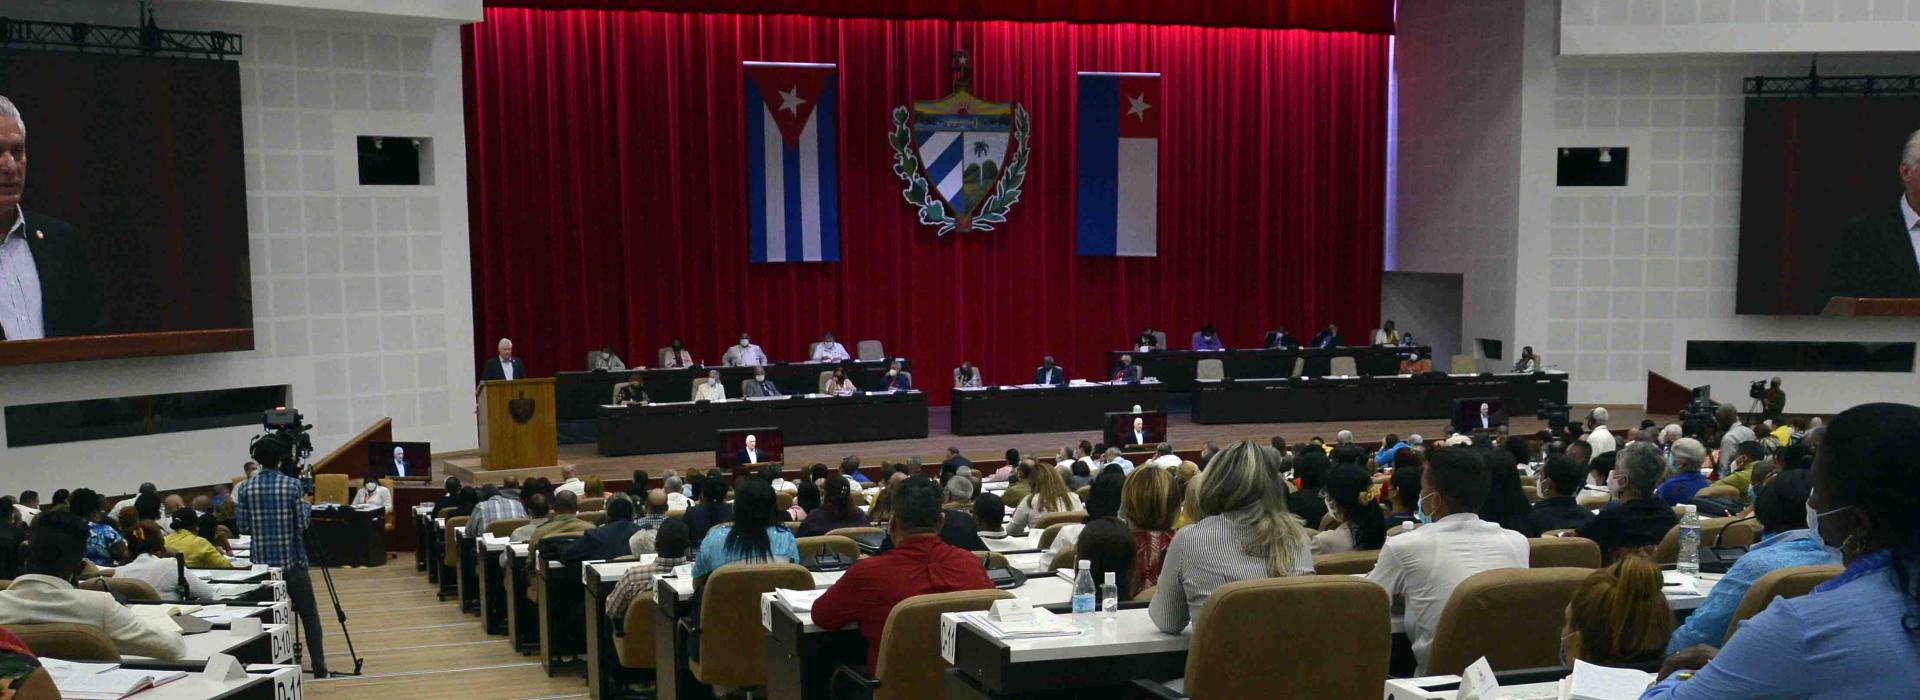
[585,561,656,700]
[555,359,912,420]
[479,537,509,635]
[1113,346,1427,392]
[653,576,711,700]
[596,391,928,456]
[505,544,540,654]
[949,383,1169,435]
[457,533,480,614]
[310,507,386,567]
[537,550,587,676]
[1190,372,1569,424]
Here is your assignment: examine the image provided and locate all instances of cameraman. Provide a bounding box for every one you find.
[236,433,328,678]
[1762,376,1785,422]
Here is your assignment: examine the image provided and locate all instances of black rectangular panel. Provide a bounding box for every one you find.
[1684,341,1914,372]
[5,385,289,447]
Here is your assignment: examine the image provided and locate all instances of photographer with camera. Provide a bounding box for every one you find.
[238,430,329,678]
[1759,377,1786,422]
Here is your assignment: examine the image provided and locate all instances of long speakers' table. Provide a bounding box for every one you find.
[595,391,929,456]
[1190,372,1568,425]
[555,360,910,421]
[949,383,1170,436]
[1111,346,1427,392]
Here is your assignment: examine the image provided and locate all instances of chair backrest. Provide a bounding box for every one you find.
[826,526,883,542]
[1329,356,1358,377]
[1724,564,1845,644]
[973,551,1008,569]
[691,377,711,395]
[1183,576,1390,698]
[488,518,529,538]
[1523,485,1542,502]
[615,591,656,669]
[794,535,860,561]
[1653,516,1758,564]
[313,473,350,505]
[0,579,10,591]
[443,515,470,567]
[79,577,160,602]
[1036,522,1071,551]
[818,370,833,393]
[856,340,885,361]
[1528,537,1602,569]
[1312,550,1381,575]
[1426,567,1589,675]
[777,491,795,512]
[1290,356,1306,378]
[1150,331,1168,349]
[1449,354,1479,374]
[580,497,606,512]
[658,347,674,366]
[696,563,815,687]
[1195,358,1224,381]
[871,589,1012,699]
[581,510,609,525]
[1047,546,1078,572]
[10,623,120,661]
[1317,512,1339,531]
[1035,510,1085,530]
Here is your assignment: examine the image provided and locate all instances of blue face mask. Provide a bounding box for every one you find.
[1416,492,1436,525]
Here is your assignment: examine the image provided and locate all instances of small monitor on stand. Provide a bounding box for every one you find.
[1476,338,1504,362]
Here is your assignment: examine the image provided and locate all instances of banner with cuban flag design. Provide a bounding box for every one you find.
[745,61,840,263]
[1076,72,1160,257]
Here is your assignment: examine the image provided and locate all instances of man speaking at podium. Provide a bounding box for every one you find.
[481,338,525,381]
[736,434,766,466]
[0,95,103,341]
[1821,130,1920,304]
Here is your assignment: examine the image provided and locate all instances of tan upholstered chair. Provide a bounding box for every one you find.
[817,371,834,394]
[443,515,470,569]
[795,535,860,562]
[1288,356,1306,378]
[1036,523,1072,551]
[313,473,350,505]
[1328,356,1358,377]
[10,623,120,661]
[487,518,529,538]
[1132,576,1390,698]
[657,347,675,366]
[690,377,716,399]
[1529,537,1602,569]
[82,576,160,602]
[1653,516,1759,565]
[580,497,606,512]
[1150,331,1168,350]
[580,510,609,525]
[687,564,814,689]
[777,491,795,513]
[1318,512,1340,531]
[1047,546,1077,572]
[973,551,1009,569]
[1426,567,1589,675]
[1540,528,1576,538]
[1723,564,1845,644]
[1132,584,1156,602]
[1449,354,1479,374]
[1313,550,1381,575]
[1195,359,1224,381]
[614,591,656,670]
[826,526,883,542]
[1035,511,1085,530]
[832,589,1012,699]
[856,340,885,361]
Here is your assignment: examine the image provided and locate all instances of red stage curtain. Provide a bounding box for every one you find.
[482,0,1397,34]
[464,8,1388,401]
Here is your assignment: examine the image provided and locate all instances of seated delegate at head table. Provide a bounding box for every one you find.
[823,366,858,395]
[1111,354,1142,383]
[1372,320,1400,346]
[880,360,912,391]
[660,337,694,368]
[742,367,783,397]
[1135,326,1160,352]
[810,332,850,362]
[589,343,627,371]
[1032,356,1065,386]
[721,332,768,367]
[1263,325,1298,349]
[953,361,983,388]
[693,369,727,401]
[1191,324,1224,351]
[614,372,650,405]
[1512,345,1541,372]
[1310,324,1343,348]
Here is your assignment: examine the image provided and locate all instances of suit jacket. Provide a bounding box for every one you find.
[391,458,411,477]
[1311,331,1343,348]
[614,384,650,404]
[559,520,642,565]
[1264,331,1298,349]
[743,378,782,397]
[1033,366,1065,385]
[737,448,768,465]
[1111,365,1142,383]
[0,210,103,340]
[1821,204,1920,304]
[481,355,526,381]
[883,372,912,391]
[1128,430,1151,446]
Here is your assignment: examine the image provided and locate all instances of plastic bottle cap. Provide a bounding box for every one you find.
[1105,572,1116,585]
[1078,560,1090,570]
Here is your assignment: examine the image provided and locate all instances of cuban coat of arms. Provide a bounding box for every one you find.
[888,49,1031,235]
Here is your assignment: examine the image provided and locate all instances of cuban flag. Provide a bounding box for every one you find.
[745,62,840,263]
[1076,72,1160,257]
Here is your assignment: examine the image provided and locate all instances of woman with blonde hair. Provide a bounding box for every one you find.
[1122,467,1180,591]
[1150,441,1314,632]
[584,475,606,498]
[1173,466,1204,529]
[1560,554,1673,666]
[1006,457,1081,537]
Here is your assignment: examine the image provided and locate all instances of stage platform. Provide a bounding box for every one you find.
[433,405,1667,481]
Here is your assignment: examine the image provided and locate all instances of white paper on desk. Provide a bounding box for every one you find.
[1455,657,1498,700]
[1566,660,1656,700]
[40,659,120,683]
[775,587,826,612]
[961,608,1079,639]
[1662,571,1700,596]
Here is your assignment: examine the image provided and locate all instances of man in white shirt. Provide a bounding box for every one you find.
[1365,447,1529,674]
[13,490,38,525]
[554,465,586,497]
[589,343,627,371]
[115,523,218,600]
[111,482,156,522]
[1102,447,1134,476]
[693,369,728,402]
[662,473,691,511]
[0,512,187,659]
[811,332,850,362]
[1584,406,1617,456]
[1148,442,1183,470]
[1715,404,1756,472]
[722,333,769,367]
[352,479,393,509]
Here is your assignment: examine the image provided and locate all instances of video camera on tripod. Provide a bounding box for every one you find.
[250,407,314,479]
[1535,400,1573,436]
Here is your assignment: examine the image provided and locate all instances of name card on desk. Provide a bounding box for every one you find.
[1456,657,1498,700]
[989,599,1035,625]
[231,617,263,638]
[204,652,249,681]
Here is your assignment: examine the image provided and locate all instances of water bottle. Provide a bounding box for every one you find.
[1101,572,1120,618]
[1677,504,1701,577]
[1071,560,1096,615]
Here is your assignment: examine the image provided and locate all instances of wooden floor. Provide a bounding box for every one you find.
[303,561,586,700]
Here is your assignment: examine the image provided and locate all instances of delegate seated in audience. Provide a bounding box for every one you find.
[1561,554,1672,666]
[561,495,641,565]
[0,501,20,580]
[812,475,994,668]
[1528,455,1595,535]
[1006,461,1081,537]
[527,491,594,563]
[1645,402,1920,699]
[974,492,1008,538]
[879,475,988,554]
[1064,460,1095,491]
[1172,467,1205,529]
[1576,449,1613,510]
[0,511,186,659]
[1151,442,1315,633]
[163,509,231,569]
[625,490,672,555]
[467,484,528,535]
[797,477,869,537]
[952,362,983,388]
[1372,320,1401,346]
[511,492,551,541]
[690,478,799,589]
[1479,450,1538,537]
[722,333,768,367]
[1044,469,1124,560]
[109,484,155,524]
[1366,446,1530,674]
[1656,438,1713,508]
[1385,460,1424,529]
[1575,443,1678,564]
[787,480,818,521]
[1078,517,1139,599]
[1664,469,1837,654]
[116,522,218,600]
[1313,463,1389,555]
[1698,440,1764,509]
[823,366,857,396]
[683,473,734,547]
[1122,467,1179,591]
[999,459,1034,507]
[67,490,127,567]
[0,624,56,697]
[604,519,691,625]
[432,477,462,515]
[1286,450,1331,531]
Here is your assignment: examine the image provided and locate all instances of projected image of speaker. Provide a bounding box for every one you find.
[1454,397,1507,432]
[368,441,431,480]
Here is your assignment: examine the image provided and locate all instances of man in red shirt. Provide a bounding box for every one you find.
[811,475,994,668]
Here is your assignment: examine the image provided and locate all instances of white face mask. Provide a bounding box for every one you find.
[1805,486,1853,557]
[740,339,750,347]
[888,369,898,376]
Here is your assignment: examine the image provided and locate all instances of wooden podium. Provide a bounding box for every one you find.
[477,378,558,470]
[1821,297,1920,316]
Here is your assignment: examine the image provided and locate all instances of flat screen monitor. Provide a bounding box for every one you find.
[1105,411,1167,448]
[368,441,431,480]
[1476,338,1504,362]
[1691,385,1712,401]
[1454,397,1507,431]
